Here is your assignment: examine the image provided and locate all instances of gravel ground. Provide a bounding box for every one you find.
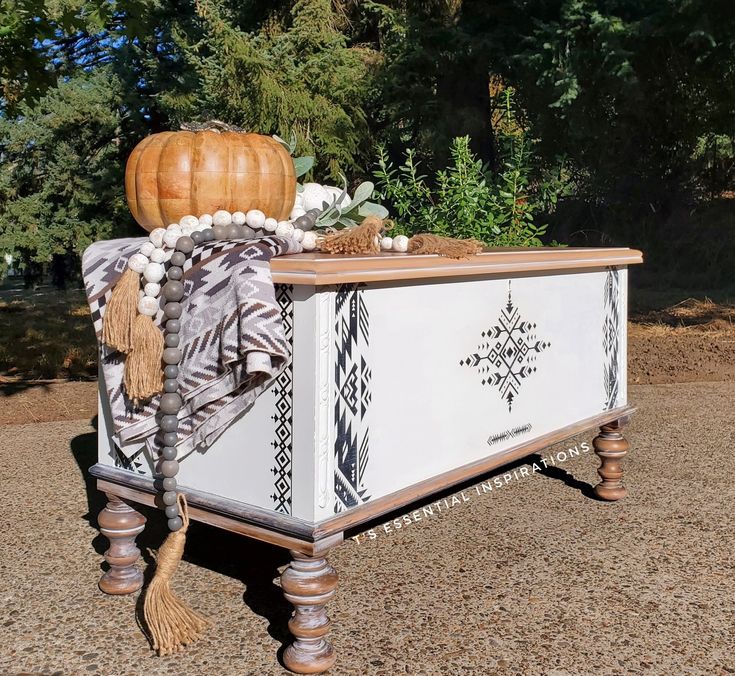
[0,381,733,675]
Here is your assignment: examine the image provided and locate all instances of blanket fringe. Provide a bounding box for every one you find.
[144,495,208,656]
[407,233,484,259]
[123,314,164,404]
[320,216,386,255]
[102,268,140,353]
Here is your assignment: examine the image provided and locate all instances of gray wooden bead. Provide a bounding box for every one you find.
[226,224,240,239]
[162,490,177,506]
[165,333,179,347]
[162,347,182,365]
[212,224,228,240]
[165,505,179,519]
[166,319,181,334]
[190,230,204,244]
[163,364,179,379]
[164,301,182,319]
[175,236,195,253]
[170,251,186,267]
[240,225,256,239]
[161,460,179,477]
[162,435,178,449]
[167,266,183,281]
[163,378,178,393]
[160,415,178,432]
[163,281,184,301]
[168,516,183,531]
[160,393,182,414]
[201,228,215,241]
[162,477,177,491]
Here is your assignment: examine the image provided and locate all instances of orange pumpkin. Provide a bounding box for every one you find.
[125,129,297,231]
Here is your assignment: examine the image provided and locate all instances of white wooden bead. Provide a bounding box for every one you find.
[199,214,213,227]
[232,211,246,226]
[143,262,166,283]
[163,248,173,262]
[140,241,155,257]
[301,231,318,251]
[128,253,149,273]
[138,295,159,316]
[181,225,195,236]
[275,221,294,237]
[263,217,278,232]
[292,228,304,243]
[179,215,199,229]
[166,223,182,232]
[380,236,393,251]
[143,282,161,297]
[392,235,409,253]
[213,210,232,227]
[246,210,266,230]
[149,228,165,248]
[290,206,306,221]
[149,247,166,263]
[163,229,181,248]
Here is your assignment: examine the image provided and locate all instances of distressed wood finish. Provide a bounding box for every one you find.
[592,419,631,501]
[97,494,146,595]
[281,551,339,674]
[270,247,644,285]
[125,130,296,231]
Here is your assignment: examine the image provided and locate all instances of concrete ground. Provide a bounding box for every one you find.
[1,381,734,675]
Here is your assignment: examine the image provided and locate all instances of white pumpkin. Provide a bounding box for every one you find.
[301,183,330,212]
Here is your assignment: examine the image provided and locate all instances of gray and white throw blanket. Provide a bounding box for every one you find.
[82,235,301,459]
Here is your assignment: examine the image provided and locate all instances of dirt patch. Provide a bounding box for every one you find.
[0,379,98,425]
[628,297,735,384]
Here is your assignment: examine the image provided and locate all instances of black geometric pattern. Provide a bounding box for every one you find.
[603,267,621,410]
[113,447,146,474]
[270,284,294,514]
[460,281,550,412]
[334,284,371,512]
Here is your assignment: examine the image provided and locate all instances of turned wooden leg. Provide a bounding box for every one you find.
[593,420,630,501]
[281,551,338,674]
[97,493,146,595]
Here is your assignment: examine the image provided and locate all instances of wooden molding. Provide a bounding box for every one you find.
[94,404,634,549]
[270,247,644,286]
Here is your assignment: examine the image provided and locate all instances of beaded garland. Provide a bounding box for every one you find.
[135,207,310,532]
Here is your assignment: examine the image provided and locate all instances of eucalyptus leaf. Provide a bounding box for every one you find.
[351,181,374,206]
[358,201,389,219]
[293,156,314,178]
[272,134,291,152]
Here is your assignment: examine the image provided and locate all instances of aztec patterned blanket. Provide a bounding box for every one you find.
[82,235,301,458]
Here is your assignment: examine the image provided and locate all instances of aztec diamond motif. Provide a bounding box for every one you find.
[460,281,550,412]
[602,267,621,410]
[270,284,294,514]
[113,447,147,474]
[334,284,371,512]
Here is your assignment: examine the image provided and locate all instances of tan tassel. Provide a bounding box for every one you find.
[407,233,484,259]
[123,314,164,405]
[102,268,140,353]
[320,215,387,255]
[143,495,208,656]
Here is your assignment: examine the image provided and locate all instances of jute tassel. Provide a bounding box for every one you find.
[320,215,387,255]
[123,314,164,405]
[143,494,208,656]
[408,233,484,259]
[102,268,140,353]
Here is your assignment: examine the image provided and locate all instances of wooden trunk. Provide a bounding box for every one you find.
[92,246,642,673]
